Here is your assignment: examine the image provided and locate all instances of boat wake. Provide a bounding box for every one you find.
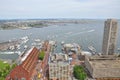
[87,29,95,32]
[65,32,73,35]
[65,29,95,37]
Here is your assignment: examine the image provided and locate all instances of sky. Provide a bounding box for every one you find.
[0,0,120,19]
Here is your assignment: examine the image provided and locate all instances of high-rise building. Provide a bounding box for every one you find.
[102,19,118,55]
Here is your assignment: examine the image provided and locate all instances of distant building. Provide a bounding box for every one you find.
[85,55,120,80]
[6,47,39,80]
[49,53,72,80]
[102,19,118,55]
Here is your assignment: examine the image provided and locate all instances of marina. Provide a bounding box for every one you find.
[0,20,120,60]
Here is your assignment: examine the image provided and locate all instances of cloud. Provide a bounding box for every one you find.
[0,0,120,19]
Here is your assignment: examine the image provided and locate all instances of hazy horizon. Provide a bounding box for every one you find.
[0,18,120,21]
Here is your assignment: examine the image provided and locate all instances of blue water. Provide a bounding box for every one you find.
[0,19,120,60]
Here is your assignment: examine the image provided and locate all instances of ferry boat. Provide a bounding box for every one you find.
[88,46,96,52]
[88,46,97,55]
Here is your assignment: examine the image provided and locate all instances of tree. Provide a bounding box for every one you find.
[11,63,17,70]
[39,50,45,60]
[5,65,10,70]
[73,65,87,80]
[0,70,2,77]
[0,77,4,80]
[0,60,12,79]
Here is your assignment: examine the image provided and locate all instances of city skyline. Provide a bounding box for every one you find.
[0,0,120,19]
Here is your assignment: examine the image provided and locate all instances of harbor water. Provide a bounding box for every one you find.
[0,19,120,60]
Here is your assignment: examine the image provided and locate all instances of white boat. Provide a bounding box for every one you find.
[16,44,20,50]
[24,45,28,49]
[61,41,65,45]
[31,43,36,46]
[8,40,12,42]
[49,41,56,46]
[118,48,120,51]
[0,52,15,54]
[9,45,15,50]
[0,51,22,55]
[88,46,96,52]
[34,39,41,42]
[20,27,31,30]
[15,51,21,55]
[88,46,99,55]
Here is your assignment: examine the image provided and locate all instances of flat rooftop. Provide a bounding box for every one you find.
[88,55,120,68]
[49,61,69,66]
[90,60,120,68]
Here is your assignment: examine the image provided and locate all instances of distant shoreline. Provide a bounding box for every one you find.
[0,19,106,30]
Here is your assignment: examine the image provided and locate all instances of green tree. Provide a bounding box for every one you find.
[11,63,17,70]
[0,69,2,77]
[0,77,4,80]
[0,60,12,79]
[38,50,45,60]
[73,65,87,80]
[5,65,10,70]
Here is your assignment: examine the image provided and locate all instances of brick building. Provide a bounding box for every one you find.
[6,47,39,80]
